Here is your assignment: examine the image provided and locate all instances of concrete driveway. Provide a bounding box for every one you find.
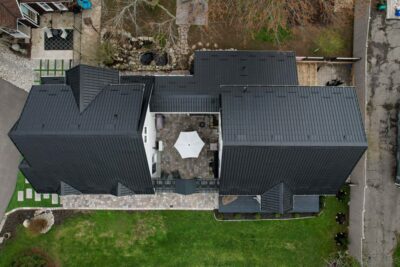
[0,79,27,221]
[361,9,400,266]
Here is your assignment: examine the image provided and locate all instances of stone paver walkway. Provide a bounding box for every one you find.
[26,189,32,199]
[61,193,218,210]
[51,194,59,205]
[17,191,23,202]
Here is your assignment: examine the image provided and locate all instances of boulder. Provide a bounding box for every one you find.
[140,52,154,65]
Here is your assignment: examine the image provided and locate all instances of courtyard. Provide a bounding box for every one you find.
[156,114,219,179]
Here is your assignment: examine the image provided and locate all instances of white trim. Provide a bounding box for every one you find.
[20,3,39,26]
[52,2,68,11]
[37,2,54,11]
[0,21,30,39]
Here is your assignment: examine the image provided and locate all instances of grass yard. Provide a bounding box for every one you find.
[6,172,61,212]
[394,236,400,267]
[0,197,348,266]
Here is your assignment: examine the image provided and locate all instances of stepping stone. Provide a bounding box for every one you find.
[25,179,29,184]
[43,193,50,199]
[51,194,58,205]
[34,192,41,202]
[17,191,24,202]
[26,188,32,199]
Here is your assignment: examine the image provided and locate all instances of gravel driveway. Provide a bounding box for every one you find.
[0,43,34,92]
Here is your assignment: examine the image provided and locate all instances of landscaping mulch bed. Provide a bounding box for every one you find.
[0,209,80,248]
[214,210,317,221]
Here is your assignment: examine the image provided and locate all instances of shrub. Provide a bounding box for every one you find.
[254,26,291,45]
[313,29,346,57]
[97,41,116,66]
[255,213,262,220]
[325,251,360,267]
[234,213,242,220]
[215,213,224,220]
[274,213,281,218]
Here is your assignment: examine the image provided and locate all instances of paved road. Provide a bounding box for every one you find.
[362,10,400,266]
[0,79,27,221]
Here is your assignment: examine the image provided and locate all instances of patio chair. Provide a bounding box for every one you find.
[60,28,68,39]
[43,27,53,39]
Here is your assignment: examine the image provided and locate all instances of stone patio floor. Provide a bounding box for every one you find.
[157,114,219,179]
[61,193,218,210]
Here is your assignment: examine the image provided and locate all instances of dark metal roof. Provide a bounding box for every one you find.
[292,195,320,213]
[10,76,154,195]
[220,145,366,196]
[220,85,367,146]
[12,84,145,134]
[175,179,198,195]
[194,50,299,86]
[150,51,298,113]
[218,195,260,213]
[219,86,367,196]
[261,183,293,214]
[115,182,135,196]
[40,76,65,85]
[151,75,220,112]
[60,182,82,195]
[120,75,154,132]
[66,65,119,113]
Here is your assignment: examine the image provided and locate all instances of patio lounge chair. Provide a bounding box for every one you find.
[43,27,53,38]
[60,28,68,39]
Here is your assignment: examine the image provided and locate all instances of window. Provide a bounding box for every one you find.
[144,127,147,134]
[37,2,53,11]
[20,4,39,25]
[144,136,147,143]
[52,2,68,11]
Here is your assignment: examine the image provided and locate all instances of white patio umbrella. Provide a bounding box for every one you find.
[174,131,205,159]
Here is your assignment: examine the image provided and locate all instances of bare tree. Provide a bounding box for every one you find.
[104,0,178,46]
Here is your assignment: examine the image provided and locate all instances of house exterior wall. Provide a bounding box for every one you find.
[142,107,157,177]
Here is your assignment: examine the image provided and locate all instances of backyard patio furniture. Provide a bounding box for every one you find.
[156,114,165,130]
[210,142,218,151]
[44,29,73,50]
[174,131,205,159]
[43,27,53,38]
[60,28,68,39]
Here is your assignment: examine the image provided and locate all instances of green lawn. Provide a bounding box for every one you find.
[0,197,348,266]
[6,172,61,212]
[394,236,400,267]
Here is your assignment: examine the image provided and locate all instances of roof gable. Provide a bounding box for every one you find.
[261,182,293,213]
[66,65,119,113]
[13,83,145,135]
